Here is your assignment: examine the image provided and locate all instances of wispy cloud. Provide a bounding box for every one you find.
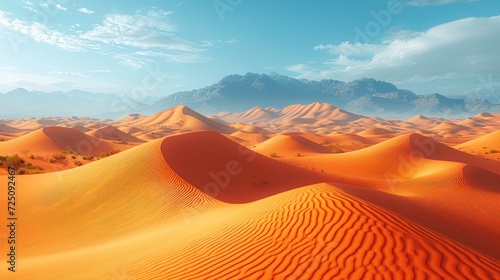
[0,8,209,68]
[81,9,200,52]
[402,0,479,6]
[49,70,111,78]
[0,12,89,51]
[113,53,154,70]
[55,4,67,11]
[290,16,500,86]
[135,51,209,63]
[77,8,95,15]
[0,65,16,71]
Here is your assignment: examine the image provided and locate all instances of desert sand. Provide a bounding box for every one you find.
[0,103,499,279]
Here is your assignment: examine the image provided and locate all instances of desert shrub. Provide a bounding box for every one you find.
[109,148,121,155]
[30,154,35,159]
[331,147,344,153]
[49,159,57,163]
[74,160,83,166]
[52,152,67,161]
[27,165,43,171]
[71,155,77,159]
[270,152,278,158]
[100,152,109,159]
[82,155,94,160]
[18,169,26,175]
[489,149,498,154]
[3,154,25,168]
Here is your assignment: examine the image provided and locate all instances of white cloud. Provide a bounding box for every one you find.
[290,16,500,89]
[113,54,154,70]
[78,8,94,15]
[49,69,111,77]
[90,69,111,73]
[0,8,210,69]
[0,65,16,71]
[315,42,385,56]
[50,71,91,77]
[402,0,479,6]
[55,4,67,11]
[0,13,89,51]
[81,9,199,52]
[136,51,209,63]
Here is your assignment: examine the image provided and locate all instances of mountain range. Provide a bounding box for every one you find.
[1,73,499,119]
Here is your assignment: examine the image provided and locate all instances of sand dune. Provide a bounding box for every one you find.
[131,105,236,134]
[281,102,363,122]
[0,123,23,133]
[231,123,273,134]
[358,127,394,136]
[161,131,332,202]
[87,125,145,143]
[215,106,279,124]
[0,126,115,156]
[1,104,500,279]
[1,131,499,279]
[230,131,270,145]
[254,134,332,156]
[455,130,500,159]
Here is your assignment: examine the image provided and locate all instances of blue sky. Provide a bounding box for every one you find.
[0,0,499,101]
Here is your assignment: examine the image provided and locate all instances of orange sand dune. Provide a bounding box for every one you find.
[281,133,500,258]
[0,131,498,279]
[231,123,273,134]
[357,127,394,136]
[0,126,115,156]
[230,131,270,145]
[112,113,147,125]
[0,123,23,133]
[87,125,145,143]
[68,125,91,133]
[215,106,279,124]
[132,105,236,134]
[253,133,332,156]
[161,131,332,202]
[119,126,144,135]
[430,121,469,133]
[455,130,500,158]
[280,102,362,121]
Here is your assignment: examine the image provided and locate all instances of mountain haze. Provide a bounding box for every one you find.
[1,73,499,119]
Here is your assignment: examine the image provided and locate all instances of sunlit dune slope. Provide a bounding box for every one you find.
[1,180,498,279]
[282,133,500,258]
[0,123,23,133]
[87,125,145,143]
[131,105,236,134]
[456,130,500,152]
[0,126,115,156]
[253,134,332,156]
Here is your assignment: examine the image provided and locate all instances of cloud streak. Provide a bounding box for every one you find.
[0,8,209,68]
[402,0,479,6]
[289,16,500,88]
[78,8,95,14]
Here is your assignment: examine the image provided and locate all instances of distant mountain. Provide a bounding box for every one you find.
[155,73,500,118]
[0,88,152,119]
[1,73,499,119]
